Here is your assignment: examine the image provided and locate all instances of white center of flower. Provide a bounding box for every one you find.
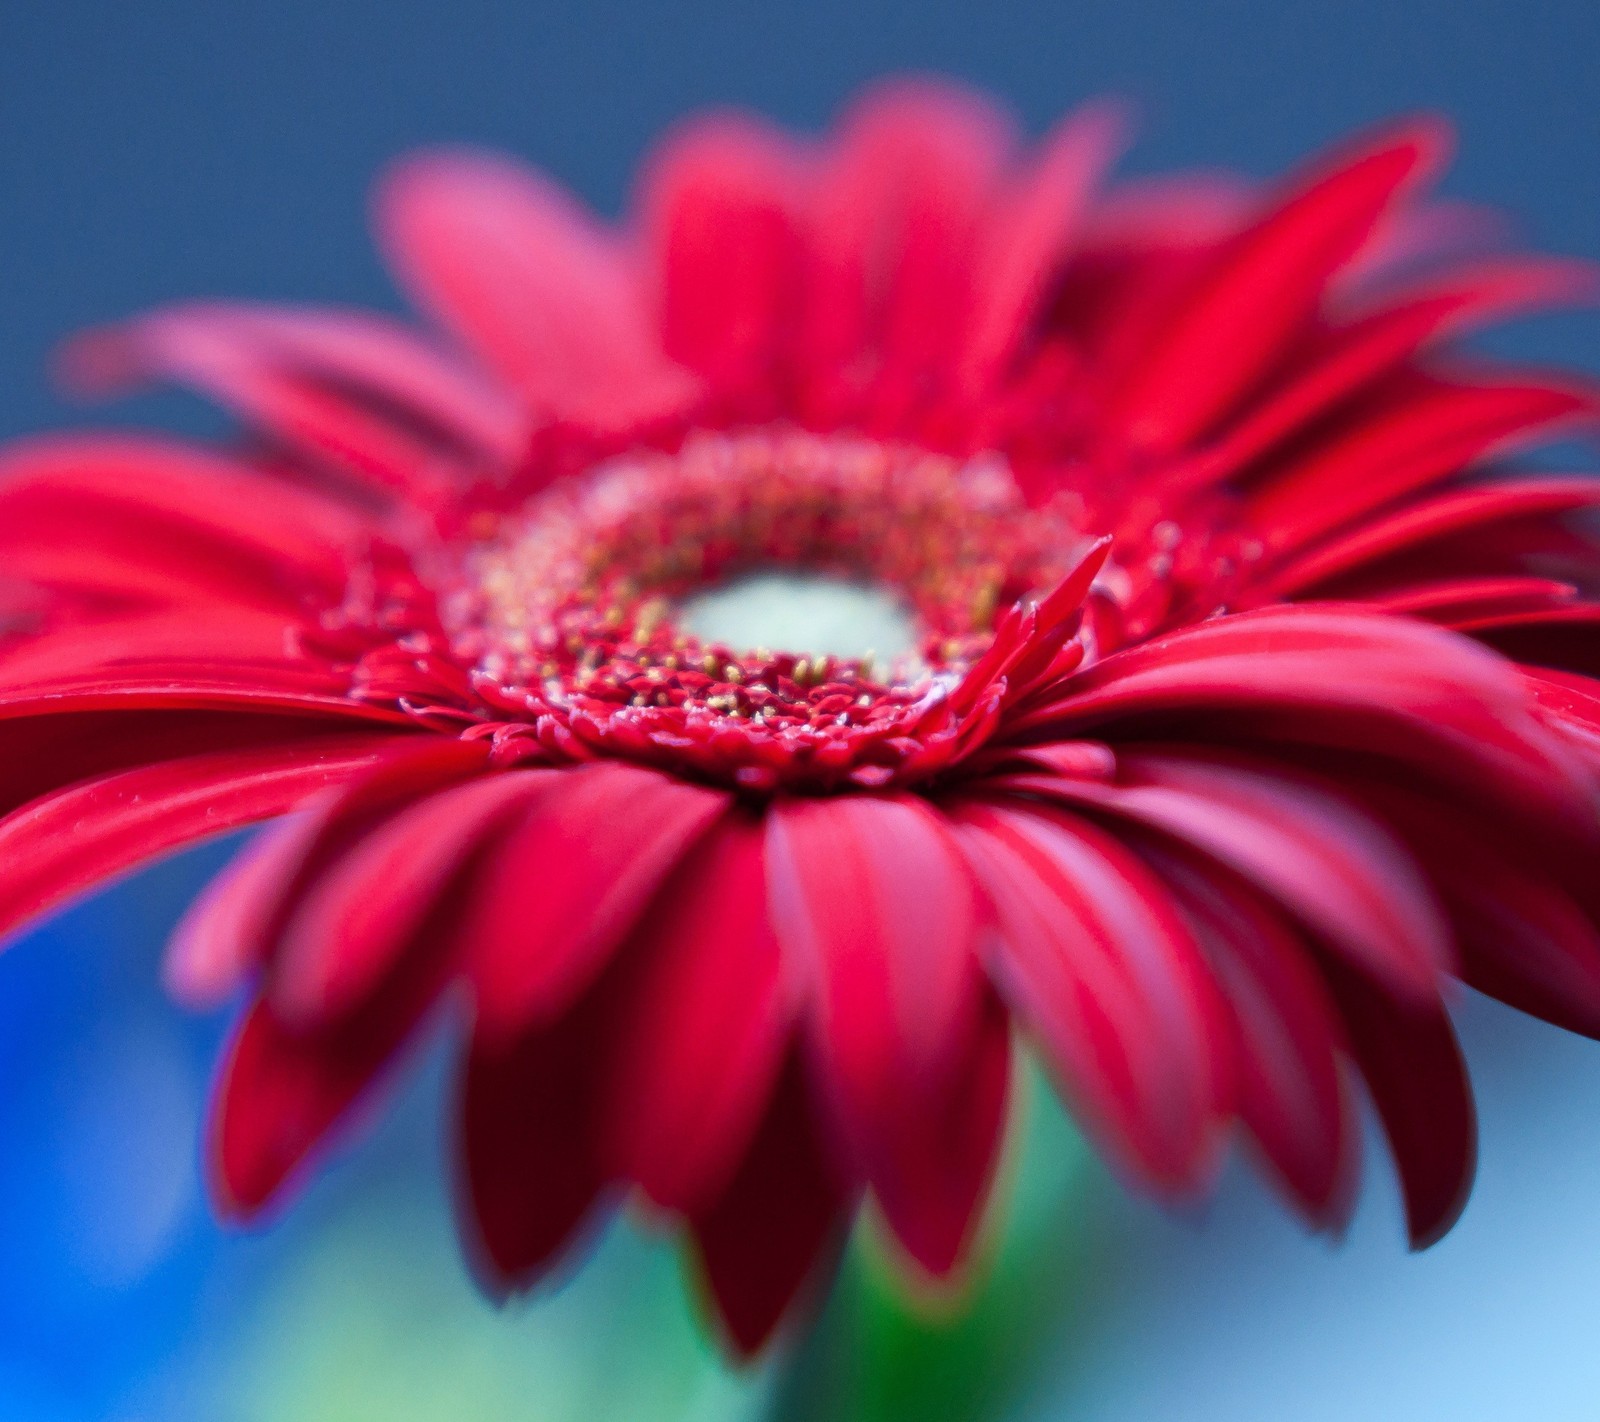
[677,572,919,664]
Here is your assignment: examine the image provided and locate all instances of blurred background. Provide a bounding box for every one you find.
[2,1,1599,1417]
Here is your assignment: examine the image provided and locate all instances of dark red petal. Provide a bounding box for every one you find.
[690,1057,850,1358]
[466,763,727,1042]
[455,999,612,1291]
[269,770,553,1026]
[602,811,794,1215]
[1324,964,1476,1248]
[767,794,1000,1274]
[0,733,406,947]
[951,800,1230,1194]
[1107,122,1447,454]
[380,149,697,427]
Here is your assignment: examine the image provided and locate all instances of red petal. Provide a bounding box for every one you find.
[1107,122,1448,454]
[166,737,492,1005]
[0,609,321,693]
[690,1056,850,1357]
[270,769,552,1025]
[1324,964,1476,1248]
[952,800,1230,1193]
[211,976,442,1217]
[958,100,1128,393]
[996,749,1452,1001]
[455,999,612,1290]
[1016,607,1595,838]
[0,434,368,604]
[1347,775,1600,1040]
[0,676,413,726]
[1246,372,1595,554]
[644,113,810,405]
[0,733,406,947]
[465,763,727,1042]
[379,149,696,427]
[1265,477,1600,596]
[767,794,1000,1273]
[602,811,794,1214]
[166,811,325,1008]
[65,302,523,461]
[797,81,1013,425]
[1146,841,1358,1229]
[1185,256,1598,485]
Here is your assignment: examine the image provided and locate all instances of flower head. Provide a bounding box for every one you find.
[4,80,1600,1353]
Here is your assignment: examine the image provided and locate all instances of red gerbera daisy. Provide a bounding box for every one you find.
[4,80,1600,1354]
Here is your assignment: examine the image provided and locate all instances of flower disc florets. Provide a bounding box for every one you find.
[337,427,1100,791]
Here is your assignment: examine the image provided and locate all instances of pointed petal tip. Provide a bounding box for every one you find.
[1342,112,1455,190]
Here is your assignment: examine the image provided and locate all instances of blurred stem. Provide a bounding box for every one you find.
[766,1060,1105,1422]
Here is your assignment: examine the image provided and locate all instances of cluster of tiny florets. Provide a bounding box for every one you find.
[316,429,1099,790]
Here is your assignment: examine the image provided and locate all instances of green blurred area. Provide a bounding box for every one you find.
[187,1059,1101,1422]
[774,1061,1104,1422]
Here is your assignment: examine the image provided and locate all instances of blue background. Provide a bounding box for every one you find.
[2,2,1599,1418]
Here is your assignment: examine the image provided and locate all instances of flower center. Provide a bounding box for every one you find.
[677,573,918,667]
[342,428,1098,791]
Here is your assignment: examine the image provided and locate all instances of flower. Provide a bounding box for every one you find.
[3,79,1600,1355]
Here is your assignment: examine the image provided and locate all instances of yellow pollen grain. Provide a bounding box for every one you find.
[635,596,669,638]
